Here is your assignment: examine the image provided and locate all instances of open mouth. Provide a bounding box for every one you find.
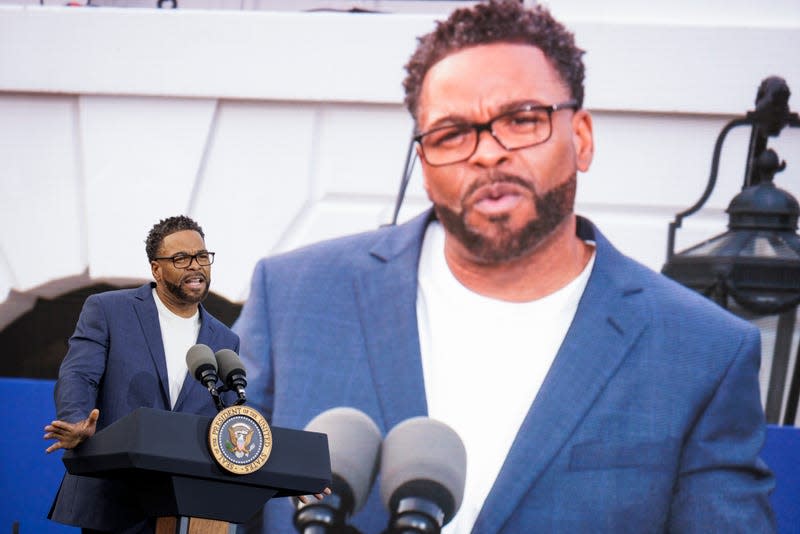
[182,275,207,290]
[470,182,527,215]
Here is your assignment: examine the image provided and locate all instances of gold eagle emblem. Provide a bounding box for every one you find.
[227,422,255,458]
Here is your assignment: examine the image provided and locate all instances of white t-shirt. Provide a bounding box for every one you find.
[152,288,201,409]
[416,221,595,533]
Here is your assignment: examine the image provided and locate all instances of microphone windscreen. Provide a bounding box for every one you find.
[215,348,245,382]
[380,417,466,525]
[186,343,216,379]
[305,407,382,514]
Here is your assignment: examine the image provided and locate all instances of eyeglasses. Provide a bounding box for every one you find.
[152,251,215,268]
[414,100,579,166]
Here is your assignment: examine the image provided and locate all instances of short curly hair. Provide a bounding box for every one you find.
[145,215,205,261]
[403,0,585,123]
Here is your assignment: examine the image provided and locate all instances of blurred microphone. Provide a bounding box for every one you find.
[215,349,247,405]
[294,407,382,534]
[185,343,223,411]
[380,417,466,534]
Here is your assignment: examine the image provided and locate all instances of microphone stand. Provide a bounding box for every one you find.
[386,497,445,534]
[209,387,224,412]
[293,487,363,534]
[197,368,225,412]
[218,383,246,406]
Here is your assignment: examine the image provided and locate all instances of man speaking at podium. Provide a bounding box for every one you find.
[44,215,239,534]
[234,1,775,532]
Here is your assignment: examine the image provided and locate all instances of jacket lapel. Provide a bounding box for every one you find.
[354,212,432,432]
[131,283,171,408]
[473,218,649,532]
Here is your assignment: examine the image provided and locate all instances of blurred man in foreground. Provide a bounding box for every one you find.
[235,2,775,532]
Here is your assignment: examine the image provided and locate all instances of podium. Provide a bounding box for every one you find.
[62,407,331,532]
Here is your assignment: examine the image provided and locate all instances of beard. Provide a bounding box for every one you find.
[163,275,209,305]
[434,173,576,264]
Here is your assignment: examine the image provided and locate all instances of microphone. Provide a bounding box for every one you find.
[380,417,466,534]
[215,348,247,405]
[294,407,382,534]
[185,343,223,411]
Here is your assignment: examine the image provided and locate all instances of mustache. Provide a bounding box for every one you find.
[462,172,536,200]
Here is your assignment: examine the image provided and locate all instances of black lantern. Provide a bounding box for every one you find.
[662,77,800,425]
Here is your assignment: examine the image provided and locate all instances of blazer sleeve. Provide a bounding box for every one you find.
[53,295,109,423]
[668,327,776,533]
[233,258,275,421]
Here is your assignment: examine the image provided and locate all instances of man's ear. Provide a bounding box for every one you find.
[572,109,594,172]
[150,260,161,283]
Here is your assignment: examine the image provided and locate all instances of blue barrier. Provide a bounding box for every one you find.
[0,378,76,533]
[764,424,800,534]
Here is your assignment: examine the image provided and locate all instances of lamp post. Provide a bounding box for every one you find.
[661,76,800,425]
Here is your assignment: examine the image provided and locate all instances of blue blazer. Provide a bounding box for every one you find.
[49,283,240,532]
[235,211,775,533]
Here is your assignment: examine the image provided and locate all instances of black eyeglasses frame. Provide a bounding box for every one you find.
[414,99,579,167]
[152,251,215,268]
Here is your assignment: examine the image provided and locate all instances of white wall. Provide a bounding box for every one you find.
[1,1,799,416]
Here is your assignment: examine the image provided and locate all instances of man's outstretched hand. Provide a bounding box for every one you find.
[44,408,100,453]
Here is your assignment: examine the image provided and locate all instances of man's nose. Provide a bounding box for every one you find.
[469,128,509,166]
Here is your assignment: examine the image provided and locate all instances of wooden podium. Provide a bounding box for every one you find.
[62,407,331,533]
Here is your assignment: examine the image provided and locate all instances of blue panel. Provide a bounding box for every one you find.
[763,425,800,534]
[0,378,77,533]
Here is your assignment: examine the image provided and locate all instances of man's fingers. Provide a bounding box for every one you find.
[297,486,330,504]
[43,413,98,454]
[309,487,331,501]
[44,429,65,439]
[44,425,73,438]
[48,420,73,431]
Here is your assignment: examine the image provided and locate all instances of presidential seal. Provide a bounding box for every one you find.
[208,405,272,475]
